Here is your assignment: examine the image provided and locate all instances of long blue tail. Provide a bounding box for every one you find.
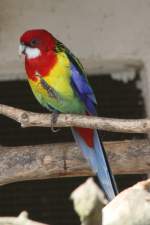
[71,128,118,201]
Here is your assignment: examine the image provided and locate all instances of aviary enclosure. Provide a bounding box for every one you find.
[0,1,150,225]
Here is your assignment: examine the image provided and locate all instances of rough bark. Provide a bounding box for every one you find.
[0,139,149,186]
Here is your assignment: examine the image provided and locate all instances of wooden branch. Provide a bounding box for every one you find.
[0,104,150,133]
[0,139,149,186]
[0,211,49,225]
[71,178,107,225]
[103,179,150,225]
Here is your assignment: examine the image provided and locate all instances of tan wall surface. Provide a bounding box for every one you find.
[0,0,150,79]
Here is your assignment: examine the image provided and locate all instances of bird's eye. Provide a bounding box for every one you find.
[30,39,38,47]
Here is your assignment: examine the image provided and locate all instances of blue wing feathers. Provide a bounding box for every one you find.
[57,42,97,114]
[71,64,97,115]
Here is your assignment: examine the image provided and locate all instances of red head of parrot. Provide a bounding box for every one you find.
[19,29,57,80]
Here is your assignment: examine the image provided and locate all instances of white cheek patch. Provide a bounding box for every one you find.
[25,47,41,59]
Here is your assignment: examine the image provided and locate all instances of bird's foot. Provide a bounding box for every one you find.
[51,112,60,133]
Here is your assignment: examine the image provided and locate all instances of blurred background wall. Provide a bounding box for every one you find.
[0,1,149,225]
[0,0,149,79]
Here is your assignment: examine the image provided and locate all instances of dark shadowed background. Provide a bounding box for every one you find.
[0,74,146,225]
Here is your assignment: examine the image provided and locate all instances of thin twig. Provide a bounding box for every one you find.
[0,104,150,133]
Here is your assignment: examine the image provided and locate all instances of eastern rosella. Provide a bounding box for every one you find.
[19,29,118,201]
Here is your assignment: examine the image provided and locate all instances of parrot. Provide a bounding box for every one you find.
[19,29,118,201]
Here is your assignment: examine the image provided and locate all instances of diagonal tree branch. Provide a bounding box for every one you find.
[103,179,150,225]
[0,104,150,133]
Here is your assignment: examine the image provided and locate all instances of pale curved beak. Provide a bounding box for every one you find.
[19,43,26,56]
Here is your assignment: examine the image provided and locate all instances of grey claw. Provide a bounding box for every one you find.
[51,127,60,133]
[51,112,60,133]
